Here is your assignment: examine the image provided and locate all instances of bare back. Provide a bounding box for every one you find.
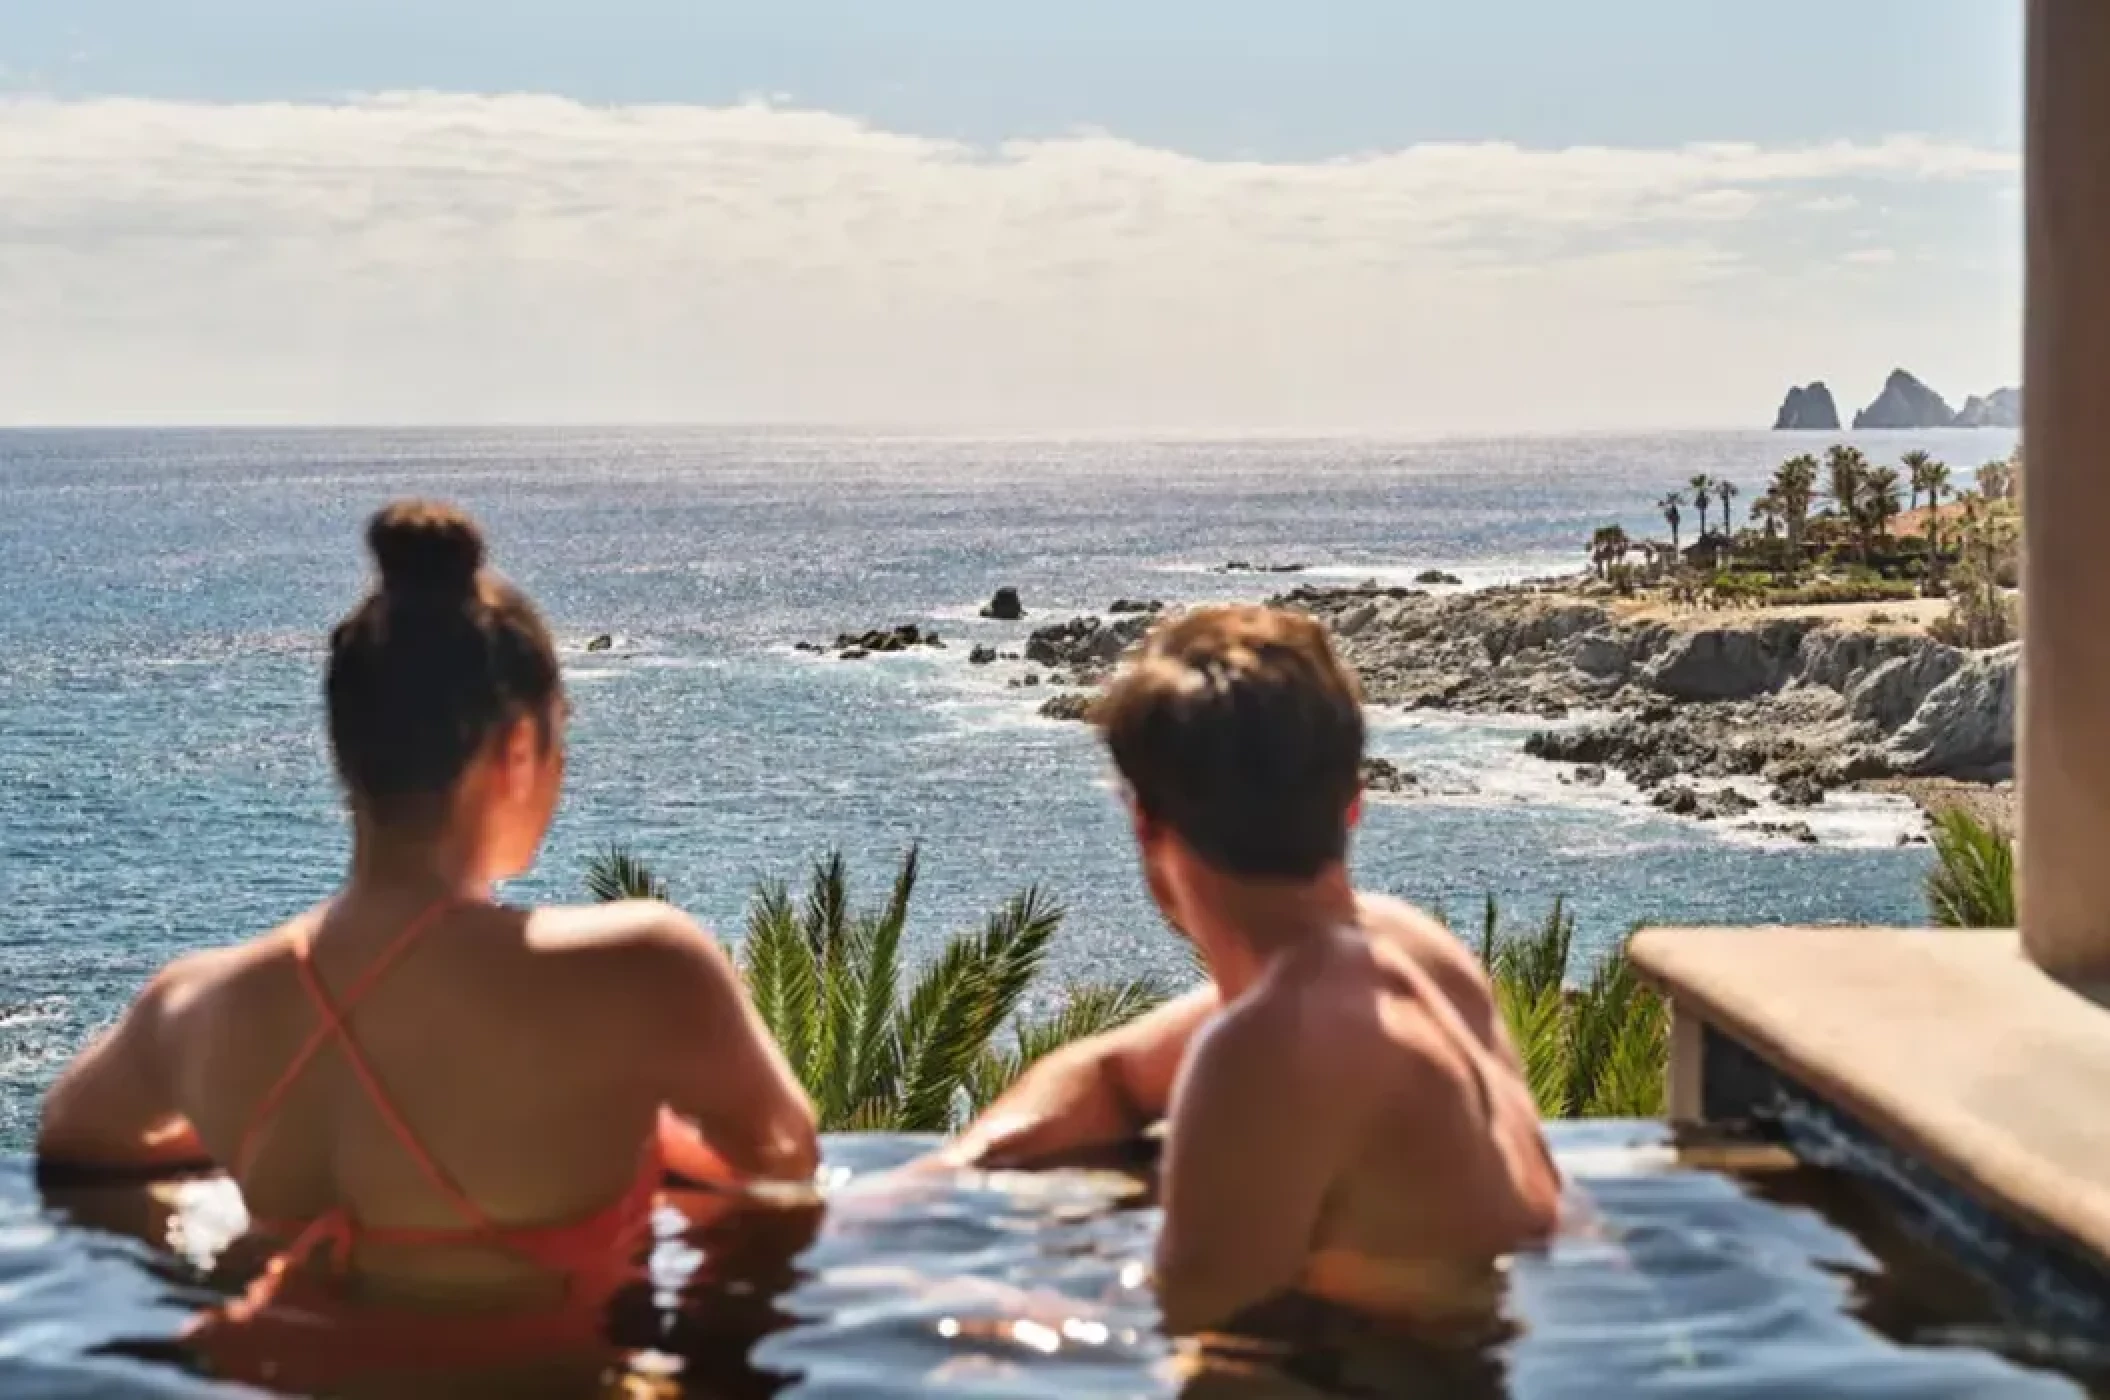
[1153,892,1560,1330]
[1299,895,1560,1299]
[61,893,814,1299]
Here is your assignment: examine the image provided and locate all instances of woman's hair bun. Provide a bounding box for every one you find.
[366,500,485,598]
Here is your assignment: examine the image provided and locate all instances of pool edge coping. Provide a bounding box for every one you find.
[1628,925,2110,1279]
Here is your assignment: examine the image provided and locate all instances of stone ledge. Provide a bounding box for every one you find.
[1628,925,2110,1271]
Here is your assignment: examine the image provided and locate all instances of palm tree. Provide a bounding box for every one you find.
[1465,898,1665,1119]
[1750,490,1784,541]
[1588,524,1630,579]
[1774,454,1819,573]
[1823,445,1872,561]
[1686,474,1713,536]
[1659,493,1684,554]
[1900,449,1933,516]
[1922,459,1952,556]
[1824,444,1868,522]
[585,847,1164,1131]
[1925,809,2016,928]
[1862,465,1904,545]
[1714,480,1738,542]
[1976,458,2013,503]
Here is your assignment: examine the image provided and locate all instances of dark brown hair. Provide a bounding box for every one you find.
[326,501,562,824]
[1095,605,1364,880]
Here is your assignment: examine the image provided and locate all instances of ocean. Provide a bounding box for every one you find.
[0,425,2019,1150]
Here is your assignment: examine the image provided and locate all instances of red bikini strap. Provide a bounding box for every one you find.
[293,947,501,1237]
[233,899,460,1181]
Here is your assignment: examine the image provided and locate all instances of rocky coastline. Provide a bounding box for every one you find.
[1008,578,2016,833]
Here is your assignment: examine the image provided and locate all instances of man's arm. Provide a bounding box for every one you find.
[943,985,1218,1169]
[38,966,211,1173]
[642,909,820,1183]
[1153,1006,1359,1335]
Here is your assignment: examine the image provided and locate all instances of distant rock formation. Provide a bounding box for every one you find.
[1954,387,2023,429]
[1852,370,1955,430]
[1772,382,1842,431]
[980,587,1025,621]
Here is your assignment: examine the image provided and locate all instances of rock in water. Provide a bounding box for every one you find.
[1038,692,1096,723]
[1414,570,1464,586]
[1752,821,1820,846]
[969,644,998,665]
[585,634,614,653]
[1770,773,1827,808]
[1772,383,1842,431]
[980,587,1025,621]
[1852,369,1956,430]
[1954,387,2024,429]
[1359,757,1418,793]
[1652,785,1756,821]
[1024,613,1156,673]
[832,624,941,656]
[1107,599,1163,615]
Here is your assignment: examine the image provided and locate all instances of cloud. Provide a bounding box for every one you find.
[1844,247,1899,266]
[0,94,2022,431]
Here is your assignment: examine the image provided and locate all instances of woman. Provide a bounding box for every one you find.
[37,501,817,1389]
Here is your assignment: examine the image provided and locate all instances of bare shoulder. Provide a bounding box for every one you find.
[157,907,325,1012]
[518,900,741,1006]
[520,898,711,955]
[1196,966,1380,1102]
[1356,893,1494,987]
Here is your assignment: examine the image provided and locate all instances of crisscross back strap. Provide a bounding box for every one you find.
[234,898,485,1241]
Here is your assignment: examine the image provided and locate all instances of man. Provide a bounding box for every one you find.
[946,605,1560,1334]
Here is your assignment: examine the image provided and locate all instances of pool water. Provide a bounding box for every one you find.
[1,1123,2100,1398]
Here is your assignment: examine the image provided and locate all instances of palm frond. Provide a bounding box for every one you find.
[585,846,669,904]
[845,849,917,1110]
[812,925,868,1127]
[1494,975,1569,1118]
[1925,808,2017,928]
[842,1097,902,1133]
[802,851,851,967]
[741,878,821,1084]
[892,939,999,1132]
[1013,979,1166,1067]
[894,888,1065,1132]
[1580,992,1669,1118]
[1565,940,1654,1114]
[1501,897,1573,1003]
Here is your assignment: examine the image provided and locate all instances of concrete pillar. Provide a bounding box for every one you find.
[2021,1,2110,979]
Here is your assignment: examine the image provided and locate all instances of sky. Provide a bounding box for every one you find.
[0,1,2025,432]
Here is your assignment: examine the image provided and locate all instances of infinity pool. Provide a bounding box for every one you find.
[1,1123,2101,1398]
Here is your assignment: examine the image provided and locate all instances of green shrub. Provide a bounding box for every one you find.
[1762,580,1918,608]
[586,846,1164,1130]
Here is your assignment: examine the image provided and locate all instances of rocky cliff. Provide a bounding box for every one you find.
[1022,582,2015,824]
[1852,369,1956,430]
[1772,382,1842,431]
[1279,584,2015,797]
[1954,387,2023,429]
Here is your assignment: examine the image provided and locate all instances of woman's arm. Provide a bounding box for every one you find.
[38,965,213,1174]
[641,910,820,1183]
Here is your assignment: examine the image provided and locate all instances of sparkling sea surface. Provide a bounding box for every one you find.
[0,425,2018,1149]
